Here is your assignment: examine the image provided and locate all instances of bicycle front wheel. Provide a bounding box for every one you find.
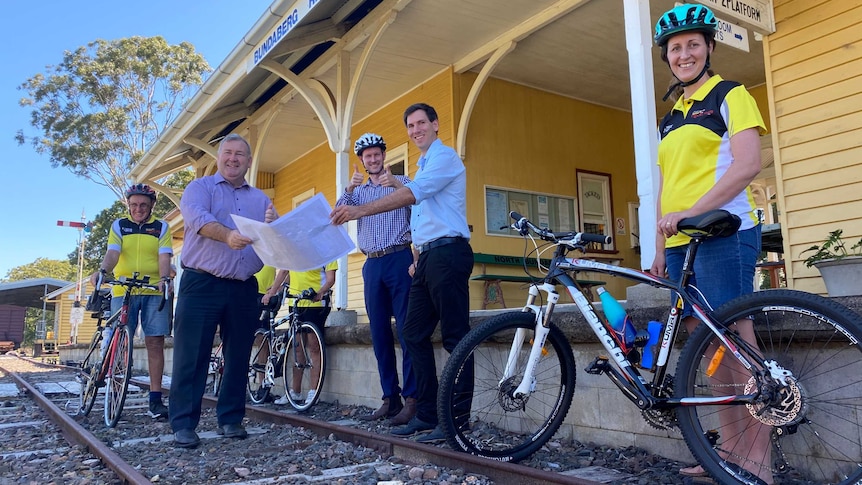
[206,343,224,397]
[78,330,102,416]
[283,322,326,412]
[675,289,862,485]
[247,333,272,404]
[437,311,576,462]
[104,325,132,427]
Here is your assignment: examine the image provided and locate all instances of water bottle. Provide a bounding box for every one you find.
[100,326,114,356]
[639,321,663,370]
[597,287,637,353]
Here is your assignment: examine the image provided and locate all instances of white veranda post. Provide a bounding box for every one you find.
[624,0,660,270]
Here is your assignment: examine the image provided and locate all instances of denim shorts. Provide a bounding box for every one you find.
[111,294,171,337]
[665,224,761,317]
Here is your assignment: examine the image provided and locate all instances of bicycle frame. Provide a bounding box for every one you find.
[513,232,774,413]
[79,271,167,422]
[97,298,130,382]
[251,285,317,391]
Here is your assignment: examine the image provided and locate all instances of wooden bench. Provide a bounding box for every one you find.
[471,253,606,309]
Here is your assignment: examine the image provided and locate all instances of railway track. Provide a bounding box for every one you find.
[0,355,639,484]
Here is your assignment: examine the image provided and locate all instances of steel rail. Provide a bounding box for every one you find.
[15,360,602,485]
[201,395,601,485]
[6,368,152,485]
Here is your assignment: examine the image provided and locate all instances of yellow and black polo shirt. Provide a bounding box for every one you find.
[657,75,766,248]
[107,215,172,296]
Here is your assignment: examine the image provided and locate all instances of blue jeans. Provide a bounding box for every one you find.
[111,294,170,337]
[666,224,761,317]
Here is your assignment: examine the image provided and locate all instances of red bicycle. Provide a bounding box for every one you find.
[78,271,169,427]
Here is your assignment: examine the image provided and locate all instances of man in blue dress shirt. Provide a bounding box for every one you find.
[331,103,474,443]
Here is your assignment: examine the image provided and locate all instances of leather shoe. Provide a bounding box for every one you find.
[415,426,447,444]
[391,416,436,436]
[388,397,416,426]
[216,423,248,439]
[174,429,200,448]
[360,396,403,421]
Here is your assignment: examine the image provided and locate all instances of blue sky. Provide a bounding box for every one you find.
[1,0,272,278]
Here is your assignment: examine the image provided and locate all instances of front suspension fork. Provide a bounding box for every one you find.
[506,284,559,397]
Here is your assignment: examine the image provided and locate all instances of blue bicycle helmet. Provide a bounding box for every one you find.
[654,4,717,46]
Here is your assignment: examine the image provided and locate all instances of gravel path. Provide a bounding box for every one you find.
[0,354,698,484]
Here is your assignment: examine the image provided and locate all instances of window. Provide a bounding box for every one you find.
[485,186,577,236]
[577,170,614,251]
[385,142,408,176]
[293,188,315,209]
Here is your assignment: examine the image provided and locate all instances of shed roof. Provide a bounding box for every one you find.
[0,279,71,308]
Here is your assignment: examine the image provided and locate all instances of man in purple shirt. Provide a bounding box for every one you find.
[170,133,275,448]
[336,133,417,425]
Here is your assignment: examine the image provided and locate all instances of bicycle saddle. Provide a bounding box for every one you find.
[85,288,112,315]
[677,210,741,238]
[263,294,281,312]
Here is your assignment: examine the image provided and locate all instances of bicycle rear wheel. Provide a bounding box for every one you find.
[104,325,133,427]
[675,289,862,485]
[77,330,102,416]
[283,322,325,412]
[206,343,224,397]
[437,311,576,462]
[247,332,272,404]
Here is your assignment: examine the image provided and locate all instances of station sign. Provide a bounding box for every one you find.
[675,2,752,52]
[248,0,323,72]
[716,17,750,52]
[693,0,775,35]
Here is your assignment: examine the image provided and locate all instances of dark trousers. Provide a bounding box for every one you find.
[402,239,474,424]
[295,306,330,335]
[169,270,258,432]
[364,248,416,400]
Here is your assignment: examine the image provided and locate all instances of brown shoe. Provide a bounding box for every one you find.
[360,397,402,421]
[388,397,417,426]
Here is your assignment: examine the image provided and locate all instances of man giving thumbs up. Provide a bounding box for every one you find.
[335,133,417,425]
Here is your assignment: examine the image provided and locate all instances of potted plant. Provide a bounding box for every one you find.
[802,229,862,297]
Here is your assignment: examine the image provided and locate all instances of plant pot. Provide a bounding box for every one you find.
[813,256,862,297]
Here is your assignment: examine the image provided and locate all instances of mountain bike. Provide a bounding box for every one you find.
[205,339,224,396]
[78,271,169,427]
[438,210,862,485]
[247,285,326,412]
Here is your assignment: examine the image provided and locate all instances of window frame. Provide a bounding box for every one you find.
[484,185,578,237]
[576,170,615,252]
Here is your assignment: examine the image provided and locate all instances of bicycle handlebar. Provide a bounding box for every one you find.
[260,286,319,321]
[97,270,171,311]
[509,211,612,246]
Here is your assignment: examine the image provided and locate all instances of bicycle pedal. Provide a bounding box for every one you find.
[585,356,611,375]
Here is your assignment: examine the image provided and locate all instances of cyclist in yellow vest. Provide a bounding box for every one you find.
[90,183,173,419]
[273,262,336,406]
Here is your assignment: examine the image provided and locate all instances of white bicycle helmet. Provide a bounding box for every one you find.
[353,133,387,156]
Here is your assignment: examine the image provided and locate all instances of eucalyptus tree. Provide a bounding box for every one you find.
[17,36,210,199]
